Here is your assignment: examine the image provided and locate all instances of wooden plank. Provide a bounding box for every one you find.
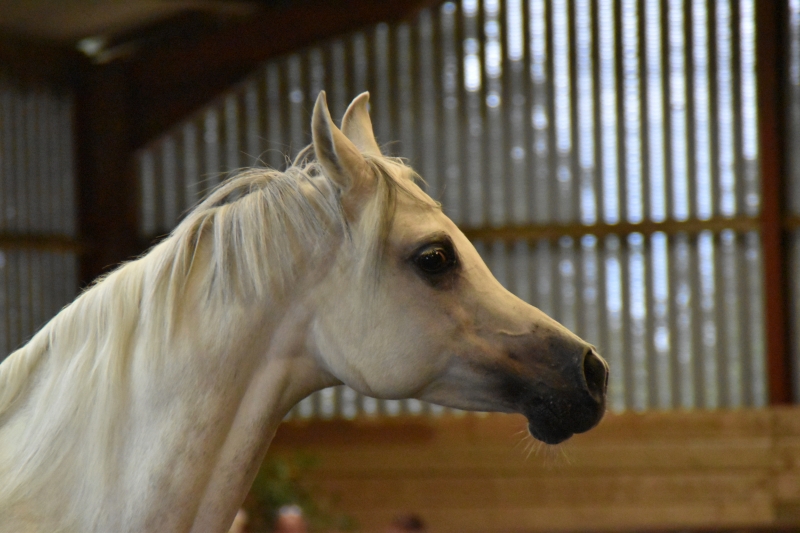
[309,474,770,508]
[271,439,776,475]
[274,410,775,448]
[338,501,774,533]
[0,233,84,253]
[265,409,800,531]
[758,0,792,404]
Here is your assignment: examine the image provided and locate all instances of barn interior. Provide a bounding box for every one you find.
[1,0,799,531]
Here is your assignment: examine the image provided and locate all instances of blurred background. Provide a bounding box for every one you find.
[1,0,799,531]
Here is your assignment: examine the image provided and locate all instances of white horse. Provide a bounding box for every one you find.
[0,92,607,533]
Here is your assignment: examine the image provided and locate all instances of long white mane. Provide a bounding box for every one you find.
[0,148,431,513]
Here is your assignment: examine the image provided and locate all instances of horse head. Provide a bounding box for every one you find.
[308,92,607,444]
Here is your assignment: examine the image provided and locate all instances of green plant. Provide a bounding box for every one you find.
[245,453,357,532]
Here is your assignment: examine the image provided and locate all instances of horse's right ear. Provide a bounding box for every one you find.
[312,91,375,220]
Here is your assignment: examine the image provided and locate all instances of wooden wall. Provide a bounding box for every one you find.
[268,406,800,532]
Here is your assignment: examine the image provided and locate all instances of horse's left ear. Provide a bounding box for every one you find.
[312,91,376,220]
[341,92,382,157]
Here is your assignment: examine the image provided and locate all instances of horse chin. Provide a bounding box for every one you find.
[522,400,605,445]
[525,415,575,445]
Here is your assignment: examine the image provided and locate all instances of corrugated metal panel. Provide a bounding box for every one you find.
[137,0,766,414]
[0,73,78,358]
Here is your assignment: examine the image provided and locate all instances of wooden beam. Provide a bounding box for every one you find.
[0,233,84,254]
[127,0,440,148]
[460,216,761,243]
[0,34,85,89]
[758,0,792,404]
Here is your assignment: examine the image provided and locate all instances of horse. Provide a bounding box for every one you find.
[0,92,608,533]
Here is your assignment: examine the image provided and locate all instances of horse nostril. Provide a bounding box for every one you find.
[582,348,608,402]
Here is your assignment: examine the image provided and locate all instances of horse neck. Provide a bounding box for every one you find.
[131,246,343,531]
[0,243,336,533]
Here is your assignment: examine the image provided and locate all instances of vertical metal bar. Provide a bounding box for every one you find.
[265,63,285,170]
[507,0,529,224]
[746,230,768,405]
[287,55,305,159]
[574,0,596,226]
[513,240,532,303]
[740,0,760,217]
[7,251,19,351]
[244,80,261,167]
[463,0,485,227]
[373,24,393,151]
[441,2,463,222]
[697,230,719,407]
[18,250,30,345]
[720,229,743,406]
[693,0,714,220]
[604,234,626,410]
[352,32,369,93]
[139,151,157,237]
[183,122,200,209]
[13,84,25,233]
[35,91,48,236]
[622,0,643,224]
[329,40,349,120]
[490,240,508,288]
[580,235,601,348]
[650,231,673,408]
[551,0,573,224]
[645,0,667,223]
[23,87,36,234]
[161,135,179,230]
[485,0,506,226]
[598,0,619,225]
[672,233,696,407]
[418,11,439,196]
[716,0,737,218]
[224,93,241,173]
[203,107,221,189]
[529,0,551,223]
[30,251,42,335]
[60,94,77,238]
[669,0,691,222]
[396,22,415,163]
[308,48,326,110]
[556,237,577,333]
[628,232,649,409]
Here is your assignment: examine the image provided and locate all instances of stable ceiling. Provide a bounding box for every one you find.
[0,0,268,44]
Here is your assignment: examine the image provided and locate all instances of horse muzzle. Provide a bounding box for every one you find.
[491,341,609,445]
[524,347,608,444]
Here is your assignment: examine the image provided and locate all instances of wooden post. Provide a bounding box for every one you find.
[73,61,141,287]
[758,0,793,404]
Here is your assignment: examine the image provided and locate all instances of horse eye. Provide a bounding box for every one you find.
[414,244,455,274]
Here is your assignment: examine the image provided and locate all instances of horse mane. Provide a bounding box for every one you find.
[0,147,432,430]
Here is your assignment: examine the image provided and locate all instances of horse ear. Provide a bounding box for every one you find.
[312,91,375,219]
[341,92,382,157]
